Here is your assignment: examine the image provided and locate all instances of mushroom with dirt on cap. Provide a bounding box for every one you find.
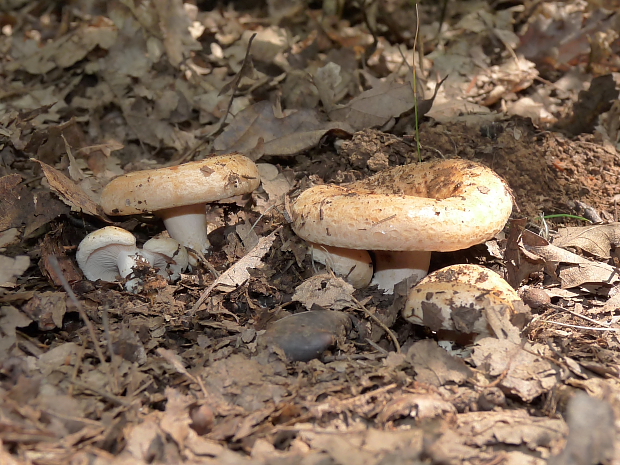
[403,264,529,339]
[289,158,513,293]
[100,154,260,258]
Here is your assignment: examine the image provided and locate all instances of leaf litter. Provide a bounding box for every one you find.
[2,1,620,464]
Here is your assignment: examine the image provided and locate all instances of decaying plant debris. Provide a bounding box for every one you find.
[2,1,620,464]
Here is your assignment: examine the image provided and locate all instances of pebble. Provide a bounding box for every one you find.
[259,310,352,362]
[520,287,551,309]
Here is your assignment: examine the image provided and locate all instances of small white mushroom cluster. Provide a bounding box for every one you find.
[76,226,189,293]
[77,154,262,292]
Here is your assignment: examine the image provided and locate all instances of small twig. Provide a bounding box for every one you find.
[195,250,220,278]
[157,348,209,398]
[543,320,619,332]
[69,379,129,407]
[352,296,401,353]
[48,256,107,367]
[548,303,612,328]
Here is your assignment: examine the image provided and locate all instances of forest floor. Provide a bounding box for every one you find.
[2,1,620,464]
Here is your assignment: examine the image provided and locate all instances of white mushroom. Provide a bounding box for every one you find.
[76,226,144,291]
[100,154,260,256]
[142,236,189,281]
[402,264,523,337]
[290,159,513,293]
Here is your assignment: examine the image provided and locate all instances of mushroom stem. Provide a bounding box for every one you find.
[371,250,431,293]
[309,243,373,289]
[117,252,142,279]
[158,203,210,255]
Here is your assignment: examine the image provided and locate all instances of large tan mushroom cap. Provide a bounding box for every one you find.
[290,159,513,252]
[101,154,260,215]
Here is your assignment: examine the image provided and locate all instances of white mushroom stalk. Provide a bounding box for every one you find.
[290,159,514,293]
[100,154,261,256]
[402,264,524,338]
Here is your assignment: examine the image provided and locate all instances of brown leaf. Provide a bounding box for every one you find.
[471,340,562,402]
[292,274,355,310]
[377,394,456,424]
[191,228,280,312]
[0,255,30,287]
[328,76,446,131]
[33,159,111,222]
[553,223,620,259]
[406,340,472,387]
[555,74,619,135]
[522,229,618,288]
[214,100,353,158]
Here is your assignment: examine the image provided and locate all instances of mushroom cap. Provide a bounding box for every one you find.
[142,236,189,280]
[76,226,138,282]
[402,264,522,336]
[290,159,513,252]
[100,154,261,215]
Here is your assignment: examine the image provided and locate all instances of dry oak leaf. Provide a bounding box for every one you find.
[552,223,620,259]
[214,100,353,159]
[377,394,457,424]
[471,339,562,402]
[328,76,446,131]
[292,274,355,310]
[33,159,111,223]
[406,339,472,387]
[522,229,618,288]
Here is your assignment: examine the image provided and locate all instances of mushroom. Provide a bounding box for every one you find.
[290,159,513,292]
[77,228,190,293]
[100,154,260,257]
[402,264,526,338]
[76,226,144,291]
[142,236,189,281]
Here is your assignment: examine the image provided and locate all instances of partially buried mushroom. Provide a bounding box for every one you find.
[100,154,260,257]
[290,159,513,292]
[403,264,528,339]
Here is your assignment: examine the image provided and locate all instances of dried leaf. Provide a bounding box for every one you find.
[0,174,33,231]
[553,223,620,259]
[522,229,618,288]
[191,228,280,312]
[548,393,615,465]
[292,274,355,310]
[328,76,446,131]
[0,255,30,287]
[33,159,111,222]
[314,62,342,112]
[555,74,619,135]
[406,340,472,387]
[472,340,562,402]
[377,394,456,423]
[214,100,353,158]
